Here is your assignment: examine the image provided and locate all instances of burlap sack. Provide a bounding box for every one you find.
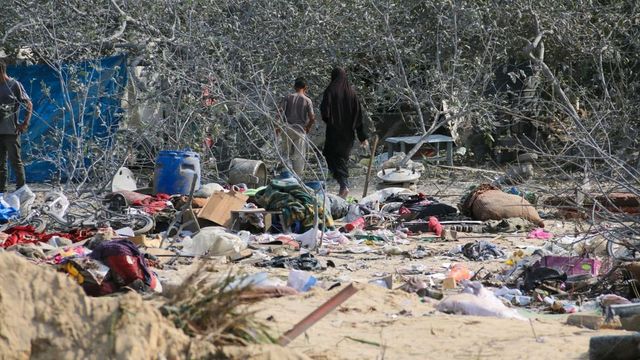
[465,187,543,226]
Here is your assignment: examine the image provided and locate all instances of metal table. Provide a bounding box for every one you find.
[385,134,454,166]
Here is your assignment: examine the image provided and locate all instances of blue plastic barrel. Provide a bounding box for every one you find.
[153,150,201,195]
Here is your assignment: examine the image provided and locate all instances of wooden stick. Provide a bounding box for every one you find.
[277,283,359,346]
[362,135,379,198]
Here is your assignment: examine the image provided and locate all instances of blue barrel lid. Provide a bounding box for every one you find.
[158,149,200,158]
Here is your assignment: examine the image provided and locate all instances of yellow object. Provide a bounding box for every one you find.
[506,249,525,266]
[63,262,84,285]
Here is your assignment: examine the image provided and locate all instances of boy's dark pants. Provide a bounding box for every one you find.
[0,134,25,192]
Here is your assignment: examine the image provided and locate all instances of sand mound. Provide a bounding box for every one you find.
[0,252,190,360]
[224,344,312,359]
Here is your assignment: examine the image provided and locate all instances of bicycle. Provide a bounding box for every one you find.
[44,198,155,235]
[3,193,155,235]
[606,227,640,261]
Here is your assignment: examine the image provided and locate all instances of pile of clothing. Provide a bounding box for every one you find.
[62,239,162,296]
[255,253,326,271]
[254,181,333,233]
[388,193,458,220]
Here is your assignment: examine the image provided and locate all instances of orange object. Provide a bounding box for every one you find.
[448,264,472,282]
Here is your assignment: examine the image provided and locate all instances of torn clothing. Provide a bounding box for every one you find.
[1,225,94,248]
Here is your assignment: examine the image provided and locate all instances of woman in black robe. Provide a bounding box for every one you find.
[320,67,368,198]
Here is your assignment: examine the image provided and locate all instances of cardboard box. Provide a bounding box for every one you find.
[197,190,249,227]
[130,234,162,248]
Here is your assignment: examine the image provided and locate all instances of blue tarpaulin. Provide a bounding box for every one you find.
[7,55,127,182]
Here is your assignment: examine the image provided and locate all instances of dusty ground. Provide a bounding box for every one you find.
[1,163,627,359]
[154,165,627,360]
[254,285,623,360]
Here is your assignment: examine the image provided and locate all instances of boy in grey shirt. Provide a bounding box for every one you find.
[278,77,315,177]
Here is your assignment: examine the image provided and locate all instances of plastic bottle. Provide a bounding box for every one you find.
[343,217,365,232]
[494,286,522,297]
[428,216,443,236]
[513,296,532,306]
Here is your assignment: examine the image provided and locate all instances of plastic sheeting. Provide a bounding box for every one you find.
[7,55,127,182]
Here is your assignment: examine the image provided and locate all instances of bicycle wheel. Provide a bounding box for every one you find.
[607,238,640,261]
[29,218,47,233]
[111,214,155,235]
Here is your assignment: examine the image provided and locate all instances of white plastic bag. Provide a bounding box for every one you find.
[12,185,35,215]
[182,227,246,256]
[194,183,224,198]
[344,204,364,223]
[358,187,416,210]
[287,269,317,292]
[237,230,252,245]
[44,191,70,218]
[3,193,19,210]
[437,281,526,320]
[294,228,321,250]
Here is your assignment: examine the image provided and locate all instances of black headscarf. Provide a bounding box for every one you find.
[320,67,360,127]
[320,67,368,187]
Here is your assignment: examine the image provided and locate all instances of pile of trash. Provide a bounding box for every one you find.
[3,151,640,358]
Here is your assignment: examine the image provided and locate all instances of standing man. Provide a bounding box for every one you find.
[0,60,31,192]
[278,77,315,177]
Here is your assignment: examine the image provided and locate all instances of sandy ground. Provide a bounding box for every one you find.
[254,285,622,360]
[154,166,628,359]
[234,228,623,360]
[2,163,628,359]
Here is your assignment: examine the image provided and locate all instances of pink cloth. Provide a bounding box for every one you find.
[528,228,553,240]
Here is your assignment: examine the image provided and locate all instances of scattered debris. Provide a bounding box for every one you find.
[0,146,637,358]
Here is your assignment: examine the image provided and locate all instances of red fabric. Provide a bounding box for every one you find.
[42,228,95,242]
[428,216,443,237]
[1,225,94,248]
[398,207,412,215]
[2,225,41,248]
[86,255,160,296]
[105,255,146,285]
[132,193,170,214]
[113,190,170,214]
